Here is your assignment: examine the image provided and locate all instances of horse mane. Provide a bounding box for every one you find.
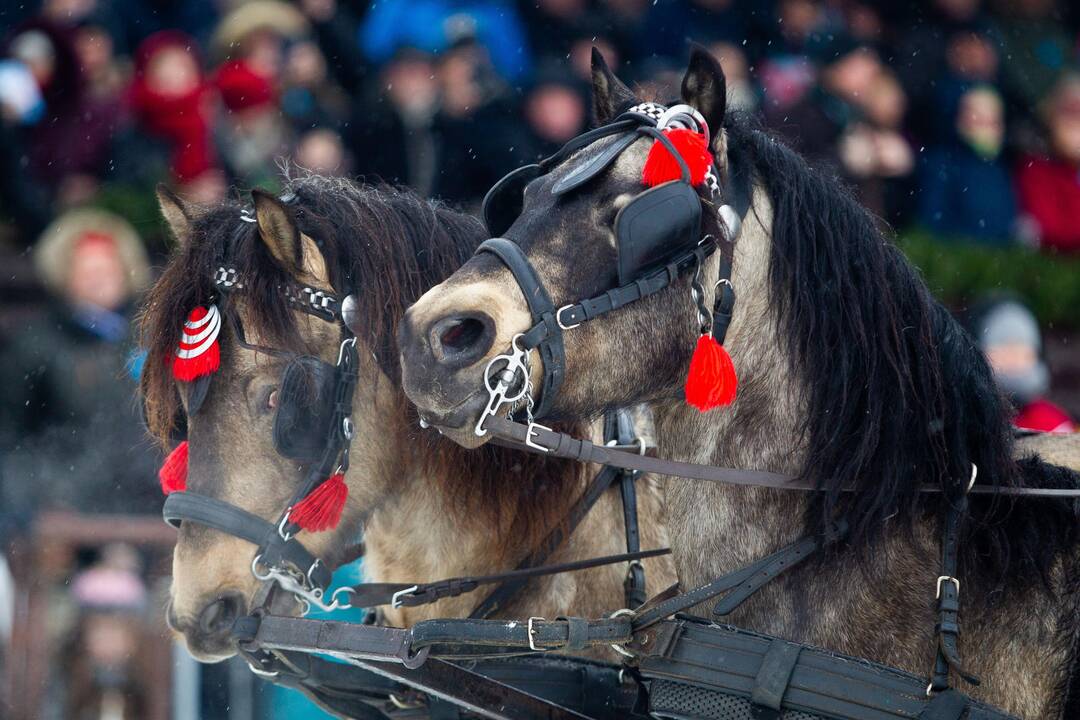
[724,115,1077,585]
[139,173,582,540]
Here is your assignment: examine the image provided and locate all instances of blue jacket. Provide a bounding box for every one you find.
[917,144,1017,243]
[359,0,531,81]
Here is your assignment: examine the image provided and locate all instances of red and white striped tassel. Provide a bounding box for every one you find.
[173,305,221,382]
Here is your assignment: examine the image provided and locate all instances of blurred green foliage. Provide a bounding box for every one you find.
[898,232,1080,330]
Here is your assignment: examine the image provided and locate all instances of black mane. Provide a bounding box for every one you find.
[725,116,1078,585]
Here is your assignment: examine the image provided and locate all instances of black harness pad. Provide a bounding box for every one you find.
[482,164,541,237]
[273,356,338,462]
[615,180,702,286]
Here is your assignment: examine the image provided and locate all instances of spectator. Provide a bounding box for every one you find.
[346,47,440,192]
[5,20,121,208]
[293,127,348,176]
[280,39,350,132]
[917,85,1017,242]
[0,208,159,522]
[432,38,531,203]
[1015,73,1080,254]
[768,36,883,165]
[59,544,151,720]
[359,0,532,82]
[708,41,759,113]
[993,0,1073,120]
[837,69,915,222]
[522,67,589,156]
[214,58,291,188]
[968,297,1075,433]
[127,31,224,202]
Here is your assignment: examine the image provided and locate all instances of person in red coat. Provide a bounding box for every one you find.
[968,297,1075,433]
[1015,73,1080,254]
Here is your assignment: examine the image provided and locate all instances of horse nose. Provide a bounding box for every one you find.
[426,312,495,369]
[197,593,244,641]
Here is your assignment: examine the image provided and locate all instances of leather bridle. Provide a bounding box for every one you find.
[474,105,752,441]
[162,210,671,624]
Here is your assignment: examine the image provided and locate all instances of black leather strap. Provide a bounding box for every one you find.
[919,689,971,720]
[163,491,332,590]
[930,499,980,692]
[350,548,670,610]
[409,616,632,653]
[750,640,802,718]
[483,417,1080,497]
[552,244,711,332]
[477,238,565,419]
[631,521,847,632]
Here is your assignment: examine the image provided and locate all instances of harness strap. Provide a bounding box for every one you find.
[551,244,713,334]
[348,547,670,610]
[243,638,595,720]
[163,491,333,590]
[483,416,1080,497]
[631,521,848,632]
[929,498,980,693]
[476,238,565,419]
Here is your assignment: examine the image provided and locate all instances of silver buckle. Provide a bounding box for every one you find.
[608,608,636,658]
[391,585,419,609]
[527,616,545,651]
[556,305,580,330]
[524,423,552,452]
[935,576,960,599]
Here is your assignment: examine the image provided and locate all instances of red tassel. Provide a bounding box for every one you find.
[172,342,220,381]
[642,128,712,187]
[290,474,348,532]
[173,306,221,382]
[159,441,188,495]
[685,334,738,411]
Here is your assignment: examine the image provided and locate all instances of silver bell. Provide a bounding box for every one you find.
[341,294,361,333]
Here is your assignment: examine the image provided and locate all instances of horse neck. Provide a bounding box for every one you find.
[653,187,814,576]
[362,419,661,625]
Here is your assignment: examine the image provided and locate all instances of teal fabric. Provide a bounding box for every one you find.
[267,558,367,719]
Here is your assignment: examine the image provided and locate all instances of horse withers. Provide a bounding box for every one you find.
[397,47,1080,717]
[140,175,673,665]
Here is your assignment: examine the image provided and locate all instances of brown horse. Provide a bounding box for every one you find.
[397,49,1080,717]
[139,175,673,664]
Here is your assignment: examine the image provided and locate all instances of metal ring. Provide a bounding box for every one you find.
[306,559,322,589]
[607,608,637,658]
[251,555,273,581]
[966,463,978,493]
[336,336,358,365]
[714,278,733,293]
[556,305,581,330]
[342,416,354,440]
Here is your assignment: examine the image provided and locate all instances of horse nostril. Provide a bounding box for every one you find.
[429,314,494,367]
[198,594,243,637]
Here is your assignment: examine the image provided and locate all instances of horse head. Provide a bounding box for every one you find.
[400,46,744,446]
[143,179,495,661]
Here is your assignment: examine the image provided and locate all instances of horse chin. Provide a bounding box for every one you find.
[182,637,239,664]
[415,392,492,449]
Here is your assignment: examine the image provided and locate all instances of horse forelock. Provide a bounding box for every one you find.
[726,114,1078,585]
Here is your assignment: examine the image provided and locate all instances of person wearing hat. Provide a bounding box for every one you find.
[0,208,161,530]
[968,297,1075,433]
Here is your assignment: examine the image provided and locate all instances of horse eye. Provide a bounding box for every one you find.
[267,389,279,410]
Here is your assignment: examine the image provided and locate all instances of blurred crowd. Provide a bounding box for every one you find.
[1,0,1080,251]
[0,0,1078,718]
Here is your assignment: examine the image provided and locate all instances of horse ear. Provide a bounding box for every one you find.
[591,47,635,125]
[157,184,192,244]
[681,43,727,148]
[252,189,302,272]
